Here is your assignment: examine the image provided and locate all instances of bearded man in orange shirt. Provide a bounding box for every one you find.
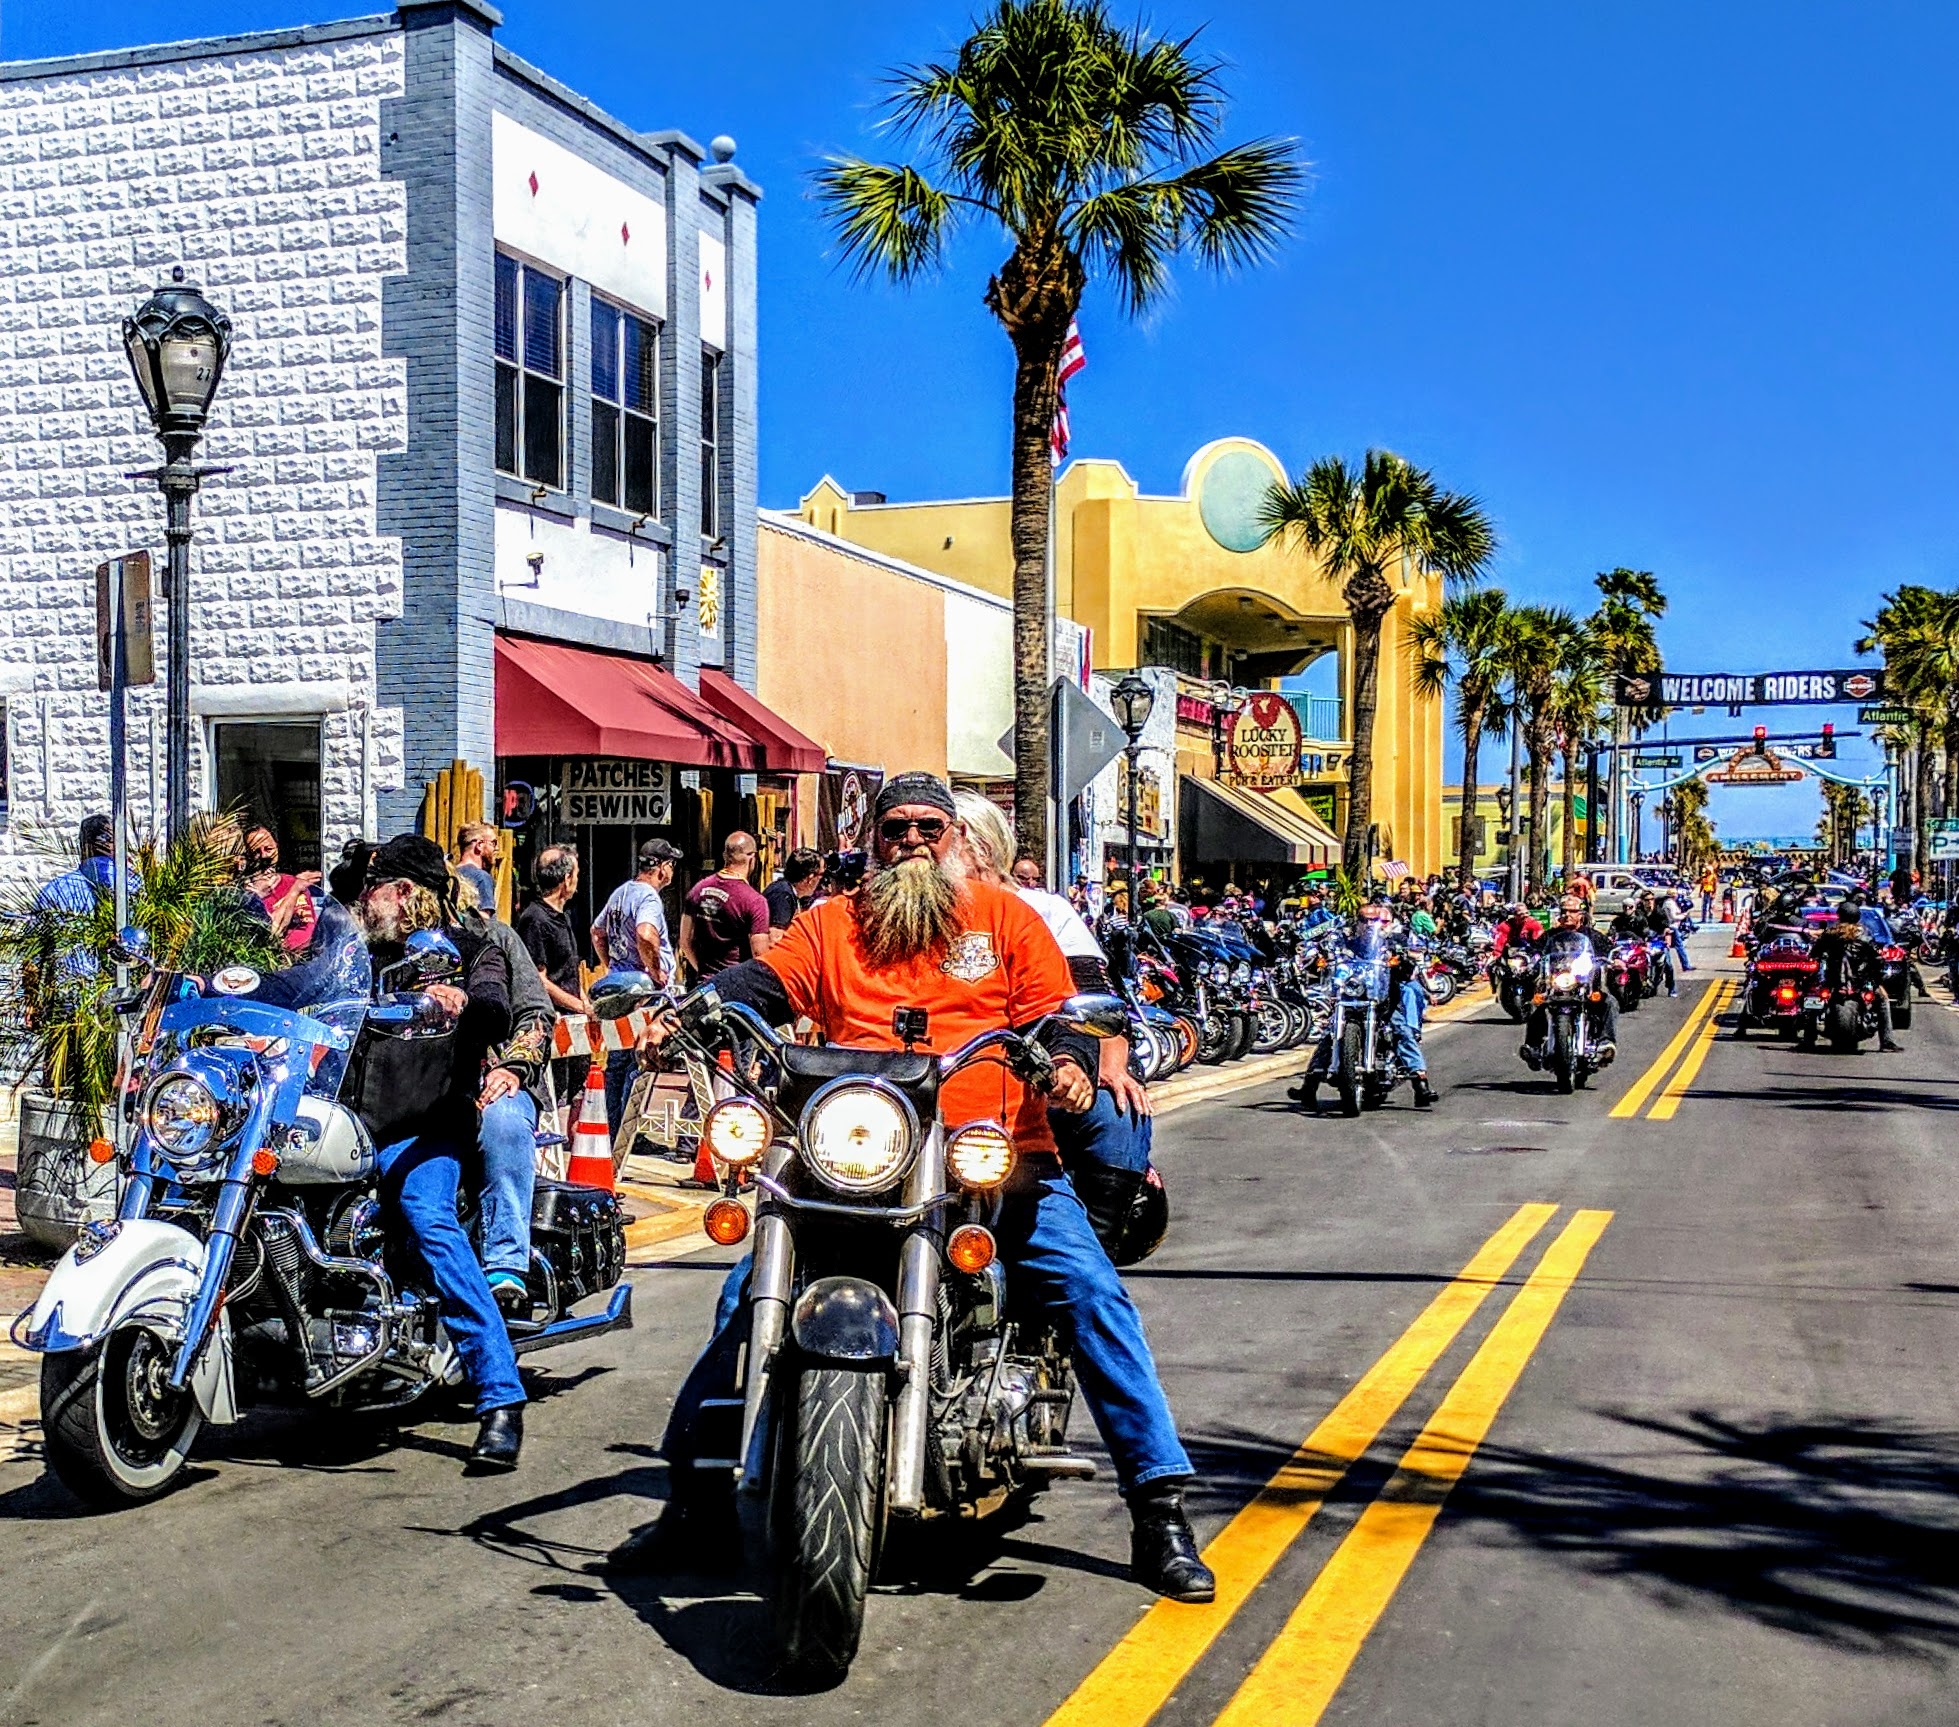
[653,772,1214,1603]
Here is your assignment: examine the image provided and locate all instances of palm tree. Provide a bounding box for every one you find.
[1500,604,1579,897]
[1588,567,1667,860]
[1408,588,1513,891]
[1671,775,1717,873]
[1548,627,1608,880]
[1858,586,1959,870]
[1261,450,1496,876]
[815,0,1302,861]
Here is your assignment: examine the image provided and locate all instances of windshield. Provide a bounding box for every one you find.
[1860,909,1894,944]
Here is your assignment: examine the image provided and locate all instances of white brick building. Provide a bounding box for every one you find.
[0,26,409,871]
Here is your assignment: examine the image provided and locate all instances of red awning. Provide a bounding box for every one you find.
[494,637,761,768]
[699,669,828,775]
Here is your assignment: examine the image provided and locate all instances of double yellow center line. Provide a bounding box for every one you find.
[1609,977,1736,1121]
[1043,1203,1611,1727]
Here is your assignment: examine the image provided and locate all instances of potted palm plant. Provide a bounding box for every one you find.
[0,813,281,1249]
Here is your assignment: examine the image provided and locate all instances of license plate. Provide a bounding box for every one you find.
[1802,997,1824,1011]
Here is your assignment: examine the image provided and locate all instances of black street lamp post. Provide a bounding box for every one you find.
[1110,672,1155,914]
[123,270,231,840]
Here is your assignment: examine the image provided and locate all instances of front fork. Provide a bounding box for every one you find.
[161,1088,276,1392]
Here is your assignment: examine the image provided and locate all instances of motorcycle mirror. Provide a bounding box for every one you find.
[109,925,151,968]
[677,984,725,1036]
[591,969,658,1021]
[1055,993,1130,1039]
[404,928,462,979]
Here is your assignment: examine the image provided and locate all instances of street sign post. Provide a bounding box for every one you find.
[95,552,155,959]
[1053,677,1127,805]
[1631,753,1682,768]
[1859,706,1915,728]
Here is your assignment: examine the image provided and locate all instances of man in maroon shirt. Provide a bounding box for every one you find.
[679,831,774,980]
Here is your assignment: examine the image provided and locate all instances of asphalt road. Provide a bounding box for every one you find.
[5,931,1959,1727]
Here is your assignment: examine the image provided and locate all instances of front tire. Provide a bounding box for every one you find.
[1422,969,1458,1007]
[1550,1014,1577,1094]
[771,1365,888,1684]
[41,1327,202,1510]
[1336,1020,1364,1118]
[1893,998,1913,1031]
[1251,1000,1292,1056]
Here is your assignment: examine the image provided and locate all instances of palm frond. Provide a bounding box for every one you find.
[812,159,958,282]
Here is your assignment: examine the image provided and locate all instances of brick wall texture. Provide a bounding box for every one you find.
[0,27,409,874]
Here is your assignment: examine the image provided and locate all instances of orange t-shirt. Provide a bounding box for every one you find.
[760,879,1074,1152]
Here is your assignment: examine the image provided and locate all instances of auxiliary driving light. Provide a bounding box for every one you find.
[946,1224,997,1274]
[703,1198,751,1246]
[946,1122,1016,1190]
[702,1098,772,1167]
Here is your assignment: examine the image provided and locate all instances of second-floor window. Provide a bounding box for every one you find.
[592,299,659,518]
[700,347,721,538]
[495,253,564,490]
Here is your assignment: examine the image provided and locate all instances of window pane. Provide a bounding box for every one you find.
[623,413,655,516]
[523,375,561,488]
[522,269,561,378]
[494,254,518,364]
[591,304,619,403]
[592,400,620,505]
[700,439,716,536]
[495,363,518,474]
[699,349,718,428]
[624,317,656,416]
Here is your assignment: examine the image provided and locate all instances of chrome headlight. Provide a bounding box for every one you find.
[800,1080,918,1194]
[946,1121,1015,1190]
[141,1067,236,1179]
[1232,961,1252,986]
[1570,951,1595,977]
[1551,969,1577,991]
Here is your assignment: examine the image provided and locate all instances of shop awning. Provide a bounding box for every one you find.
[1180,775,1340,868]
[699,669,827,774]
[494,637,762,768]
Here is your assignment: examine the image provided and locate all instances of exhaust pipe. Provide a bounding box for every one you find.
[512,1283,634,1357]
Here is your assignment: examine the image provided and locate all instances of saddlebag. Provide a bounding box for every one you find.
[530,1178,627,1307]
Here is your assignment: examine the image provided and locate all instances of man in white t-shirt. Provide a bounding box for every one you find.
[590,837,680,1139]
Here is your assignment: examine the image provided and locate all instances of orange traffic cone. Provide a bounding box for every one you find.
[565,1061,616,1192]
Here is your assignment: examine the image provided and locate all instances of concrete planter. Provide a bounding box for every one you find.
[15,1090,116,1251]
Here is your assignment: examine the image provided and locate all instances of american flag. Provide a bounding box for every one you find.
[1380,859,1411,882]
[1050,317,1086,467]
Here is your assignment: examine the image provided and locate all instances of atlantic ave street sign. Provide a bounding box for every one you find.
[1615,668,1884,708]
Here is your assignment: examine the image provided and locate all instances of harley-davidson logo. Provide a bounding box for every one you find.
[940,932,1000,983]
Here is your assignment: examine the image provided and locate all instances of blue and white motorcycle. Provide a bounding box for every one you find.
[13,902,633,1508]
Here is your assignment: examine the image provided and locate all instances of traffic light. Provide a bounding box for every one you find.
[1819,722,1835,760]
[1753,725,1768,756]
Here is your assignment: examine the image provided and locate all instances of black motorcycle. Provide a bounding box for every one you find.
[667,986,1130,1682]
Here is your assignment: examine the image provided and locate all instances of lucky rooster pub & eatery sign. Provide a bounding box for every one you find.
[1223,692,1306,790]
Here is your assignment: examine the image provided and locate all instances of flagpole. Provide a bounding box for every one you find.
[1045,445,1059,890]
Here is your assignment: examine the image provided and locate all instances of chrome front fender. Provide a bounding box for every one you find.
[12,1219,238,1425]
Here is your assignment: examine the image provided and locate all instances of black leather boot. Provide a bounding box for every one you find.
[468,1404,524,1472]
[1071,1166,1147,1261]
[1130,1477,1216,1603]
[1411,1074,1436,1108]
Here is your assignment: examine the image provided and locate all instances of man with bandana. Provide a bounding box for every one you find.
[651,773,1215,1604]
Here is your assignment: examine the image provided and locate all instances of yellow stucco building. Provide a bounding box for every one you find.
[798,438,1447,876]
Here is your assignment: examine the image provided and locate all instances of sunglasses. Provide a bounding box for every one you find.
[879,816,949,844]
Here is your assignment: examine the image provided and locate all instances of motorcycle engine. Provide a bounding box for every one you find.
[324,1194,388,1266]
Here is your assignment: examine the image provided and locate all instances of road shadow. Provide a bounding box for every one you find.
[1676,1085,1959,1115]
[1447,1409,1959,1654]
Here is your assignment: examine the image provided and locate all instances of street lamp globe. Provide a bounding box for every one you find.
[1110,672,1155,743]
[123,274,231,447]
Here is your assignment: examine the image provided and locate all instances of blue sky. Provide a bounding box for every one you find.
[18,0,1951,840]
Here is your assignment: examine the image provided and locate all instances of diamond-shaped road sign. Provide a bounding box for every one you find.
[997,679,1131,805]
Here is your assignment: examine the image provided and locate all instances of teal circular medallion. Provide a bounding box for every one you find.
[1199,451,1278,553]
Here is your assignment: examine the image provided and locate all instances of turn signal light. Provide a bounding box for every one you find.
[87,1137,115,1165]
[946,1224,997,1274]
[251,1148,280,1177]
[703,1198,751,1246]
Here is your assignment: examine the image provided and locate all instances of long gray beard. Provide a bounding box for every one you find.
[858,854,967,967]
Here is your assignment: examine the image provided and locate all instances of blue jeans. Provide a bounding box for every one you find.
[604,1048,636,1144]
[664,1161,1191,1498]
[1670,928,1694,971]
[478,1091,538,1281]
[1391,979,1427,1076]
[1052,1088,1153,1175]
[378,1133,525,1414]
